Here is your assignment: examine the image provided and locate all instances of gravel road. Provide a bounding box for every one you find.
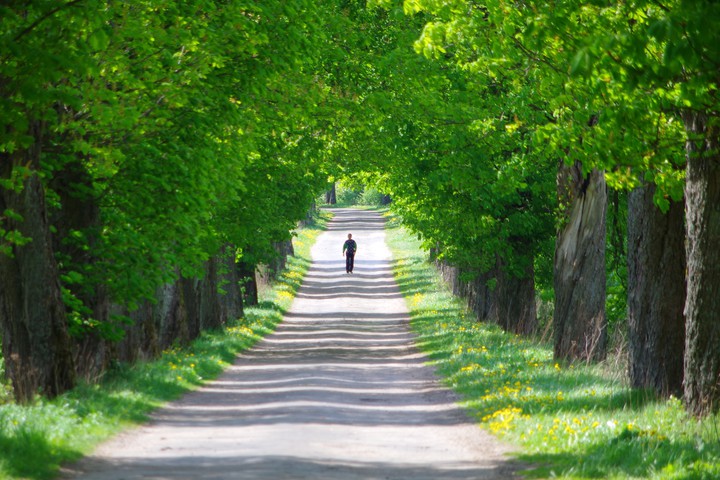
[61,208,520,480]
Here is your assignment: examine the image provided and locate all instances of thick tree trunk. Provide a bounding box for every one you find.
[627,182,685,397]
[495,257,537,335]
[0,129,76,401]
[682,112,720,416]
[553,164,607,362]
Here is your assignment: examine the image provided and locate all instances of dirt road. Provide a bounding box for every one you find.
[62,209,519,479]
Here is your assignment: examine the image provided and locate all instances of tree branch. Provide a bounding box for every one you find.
[13,0,86,42]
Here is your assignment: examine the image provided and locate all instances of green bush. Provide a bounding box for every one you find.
[335,184,362,206]
[358,187,385,206]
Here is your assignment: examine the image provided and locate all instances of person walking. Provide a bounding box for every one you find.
[342,233,357,274]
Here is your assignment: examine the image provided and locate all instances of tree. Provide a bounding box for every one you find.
[0,0,334,400]
[369,0,605,351]
[0,1,103,400]
[541,0,719,415]
[322,1,557,334]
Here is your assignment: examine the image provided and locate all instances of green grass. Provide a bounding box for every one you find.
[0,210,331,480]
[384,215,720,480]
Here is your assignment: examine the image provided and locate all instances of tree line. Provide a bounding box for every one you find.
[2,1,719,419]
[0,1,338,402]
[328,0,718,417]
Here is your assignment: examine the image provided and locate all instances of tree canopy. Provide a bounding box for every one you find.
[2,0,720,416]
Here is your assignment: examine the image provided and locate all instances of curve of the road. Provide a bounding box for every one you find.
[62,209,519,480]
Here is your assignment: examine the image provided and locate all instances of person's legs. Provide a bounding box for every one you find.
[346,254,352,273]
[348,253,355,273]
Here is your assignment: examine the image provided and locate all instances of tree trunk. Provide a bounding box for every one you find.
[181,276,202,342]
[495,257,537,335]
[298,203,317,228]
[553,163,607,362]
[325,183,337,204]
[217,246,244,323]
[627,182,685,397]
[266,240,294,280]
[238,261,259,307]
[682,112,720,416]
[434,259,497,322]
[158,280,188,350]
[112,300,157,364]
[199,257,222,330]
[0,127,76,401]
[49,157,110,380]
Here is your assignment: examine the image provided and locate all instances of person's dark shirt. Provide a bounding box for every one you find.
[343,239,357,255]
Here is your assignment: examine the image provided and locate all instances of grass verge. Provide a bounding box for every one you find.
[384,215,720,480]
[0,210,331,480]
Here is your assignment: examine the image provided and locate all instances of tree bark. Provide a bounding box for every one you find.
[325,183,337,204]
[553,163,607,362]
[49,157,111,380]
[434,259,497,322]
[200,257,222,330]
[682,112,720,416]
[0,125,76,401]
[495,257,537,335]
[627,182,685,397]
[217,246,244,323]
[181,276,202,342]
[238,260,259,307]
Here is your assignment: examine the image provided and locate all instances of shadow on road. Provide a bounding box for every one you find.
[63,209,520,480]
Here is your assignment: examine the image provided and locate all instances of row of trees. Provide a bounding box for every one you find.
[0,1,339,402]
[325,1,718,416]
[2,1,718,418]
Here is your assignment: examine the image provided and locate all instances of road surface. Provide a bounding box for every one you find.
[62,208,519,480]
